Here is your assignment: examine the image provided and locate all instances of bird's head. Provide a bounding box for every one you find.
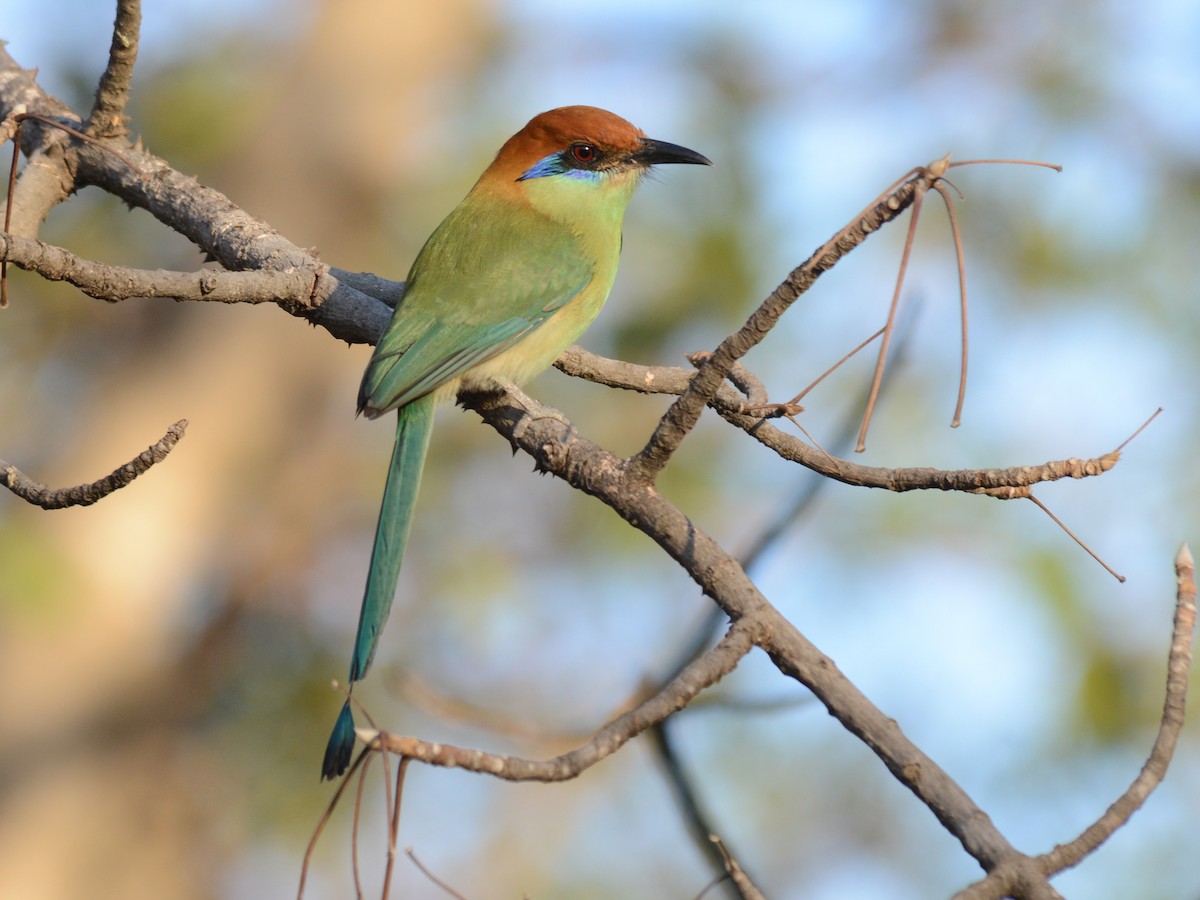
[476,106,711,225]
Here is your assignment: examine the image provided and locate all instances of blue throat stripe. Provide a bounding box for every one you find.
[518,152,602,182]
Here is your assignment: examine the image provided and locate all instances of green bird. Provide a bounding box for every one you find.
[322,105,711,779]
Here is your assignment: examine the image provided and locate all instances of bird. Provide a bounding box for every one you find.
[322,105,711,779]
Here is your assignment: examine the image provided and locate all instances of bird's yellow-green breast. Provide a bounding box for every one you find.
[361,107,657,413]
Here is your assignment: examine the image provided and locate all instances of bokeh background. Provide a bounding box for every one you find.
[2,1,1198,897]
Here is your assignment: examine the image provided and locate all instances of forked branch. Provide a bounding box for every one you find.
[300,618,763,898]
[356,616,756,782]
[627,167,930,483]
[463,382,1024,871]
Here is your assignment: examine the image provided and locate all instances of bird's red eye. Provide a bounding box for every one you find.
[570,143,597,164]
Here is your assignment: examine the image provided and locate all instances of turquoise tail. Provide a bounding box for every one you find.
[321,700,356,780]
[321,397,435,780]
[348,397,435,682]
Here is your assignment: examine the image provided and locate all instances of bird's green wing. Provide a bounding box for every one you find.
[361,200,593,413]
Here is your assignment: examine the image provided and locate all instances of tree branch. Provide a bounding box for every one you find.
[363,616,758,781]
[0,29,1180,897]
[709,834,766,900]
[1039,543,1195,866]
[1,419,187,509]
[626,175,925,484]
[953,545,1196,899]
[0,231,322,303]
[87,0,141,137]
[558,346,1125,498]
[0,45,392,345]
[1,110,77,238]
[461,383,1024,873]
[649,720,762,900]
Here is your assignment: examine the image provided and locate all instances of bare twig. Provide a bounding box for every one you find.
[976,408,1162,581]
[695,874,729,900]
[382,668,604,744]
[560,350,1125,498]
[2,120,17,308]
[352,754,370,900]
[626,167,929,484]
[934,179,971,428]
[686,351,770,407]
[87,0,142,137]
[782,325,886,410]
[2,107,79,239]
[1026,493,1125,583]
[857,176,925,452]
[405,847,470,900]
[743,325,887,454]
[1,419,187,509]
[560,344,1134,580]
[639,320,924,900]
[568,335,1139,596]
[381,757,410,900]
[954,546,1195,900]
[358,618,757,781]
[710,834,766,900]
[639,329,907,897]
[299,744,375,900]
[555,345,737,403]
[952,861,1065,900]
[1114,407,1162,453]
[1039,543,1195,870]
[854,154,1060,448]
[2,112,145,307]
[726,403,1126,495]
[0,232,321,304]
[949,159,1063,173]
[377,736,395,898]
[741,317,916,572]
[686,693,814,714]
[6,112,145,179]
[648,721,748,899]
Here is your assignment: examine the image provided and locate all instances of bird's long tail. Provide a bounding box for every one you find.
[321,396,435,780]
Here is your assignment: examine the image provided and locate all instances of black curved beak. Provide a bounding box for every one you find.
[633,137,713,168]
